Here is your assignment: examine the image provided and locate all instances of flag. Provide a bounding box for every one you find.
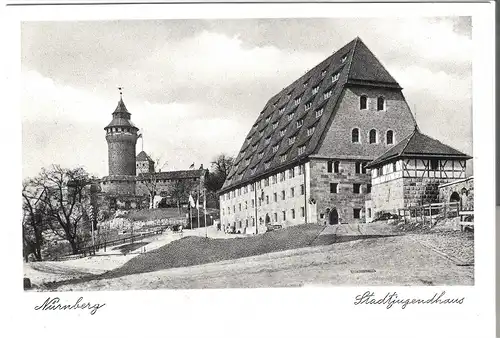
[189,163,195,169]
[196,197,200,210]
[203,193,206,209]
[189,194,195,208]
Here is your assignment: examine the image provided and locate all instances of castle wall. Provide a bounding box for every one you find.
[438,177,474,211]
[106,133,138,176]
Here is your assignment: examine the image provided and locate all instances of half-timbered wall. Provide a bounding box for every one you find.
[401,159,466,179]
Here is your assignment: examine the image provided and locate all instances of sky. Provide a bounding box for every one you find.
[21,17,473,179]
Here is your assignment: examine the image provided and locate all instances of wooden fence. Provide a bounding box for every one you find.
[398,202,461,226]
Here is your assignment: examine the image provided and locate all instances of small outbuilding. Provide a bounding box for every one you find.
[364,126,472,220]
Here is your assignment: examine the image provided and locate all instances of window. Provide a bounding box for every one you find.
[265,178,269,186]
[315,107,324,118]
[362,162,368,174]
[280,153,287,163]
[272,175,277,184]
[274,213,278,222]
[286,93,292,100]
[250,184,255,192]
[292,209,296,219]
[368,208,372,218]
[305,101,313,111]
[273,144,279,153]
[296,119,303,128]
[266,195,269,204]
[289,136,296,145]
[301,206,305,217]
[334,161,340,173]
[360,95,367,110]
[298,145,306,155]
[279,106,286,114]
[282,211,286,221]
[353,208,361,219]
[245,201,248,209]
[341,54,348,63]
[377,97,385,111]
[273,192,278,202]
[290,187,295,197]
[288,168,295,179]
[352,128,360,143]
[227,207,230,214]
[307,126,315,136]
[323,90,332,100]
[312,85,319,95]
[386,130,394,145]
[280,172,285,182]
[281,190,286,200]
[303,81,309,88]
[258,151,264,159]
[299,164,304,175]
[355,162,361,174]
[294,96,302,106]
[265,136,271,144]
[239,203,241,211]
[369,129,377,144]
[280,128,287,137]
[300,184,305,195]
[265,115,271,123]
[330,183,338,193]
[392,162,397,172]
[233,205,236,213]
[367,184,372,193]
[430,159,439,170]
[327,161,333,173]
[321,68,327,77]
[331,72,340,83]
[264,162,271,170]
[272,122,278,130]
[251,199,255,208]
[353,184,361,194]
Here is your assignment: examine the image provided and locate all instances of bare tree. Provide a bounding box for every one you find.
[137,156,167,209]
[169,179,191,215]
[22,179,47,261]
[33,165,95,255]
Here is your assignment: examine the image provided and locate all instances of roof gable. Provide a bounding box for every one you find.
[366,127,472,168]
[136,151,153,162]
[221,37,402,192]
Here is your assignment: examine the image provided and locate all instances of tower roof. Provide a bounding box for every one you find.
[105,96,138,130]
[365,127,472,168]
[221,37,402,193]
[136,150,154,162]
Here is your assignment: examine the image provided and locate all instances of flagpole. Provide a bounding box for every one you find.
[197,191,200,229]
[204,189,207,238]
[189,204,192,230]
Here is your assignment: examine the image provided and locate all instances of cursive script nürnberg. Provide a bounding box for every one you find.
[34,297,105,315]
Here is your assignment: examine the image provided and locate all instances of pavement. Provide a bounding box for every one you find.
[50,222,474,291]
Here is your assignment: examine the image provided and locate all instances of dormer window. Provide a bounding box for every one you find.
[272,121,278,130]
[265,136,271,144]
[286,92,292,100]
[296,119,304,128]
[312,85,319,95]
[264,161,271,170]
[287,112,295,121]
[360,95,368,110]
[272,144,279,153]
[303,81,309,88]
[279,106,286,114]
[315,107,324,118]
[288,136,296,145]
[258,151,264,159]
[294,96,302,106]
[341,54,348,63]
[298,145,306,155]
[280,153,287,163]
[304,101,313,111]
[331,72,340,83]
[280,128,287,137]
[323,90,332,100]
[265,115,271,123]
[321,68,327,77]
[307,126,315,136]
[250,167,256,175]
[259,130,264,137]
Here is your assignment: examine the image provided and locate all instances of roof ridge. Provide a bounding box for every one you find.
[345,37,359,80]
[398,127,418,156]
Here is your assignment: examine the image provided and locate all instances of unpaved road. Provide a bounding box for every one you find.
[46,223,473,291]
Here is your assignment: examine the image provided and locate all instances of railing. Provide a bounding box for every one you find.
[459,210,474,232]
[398,202,461,226]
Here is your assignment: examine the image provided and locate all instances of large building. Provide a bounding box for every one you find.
[219,37,417,232]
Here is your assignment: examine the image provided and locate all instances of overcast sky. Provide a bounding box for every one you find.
[21,17,472,179]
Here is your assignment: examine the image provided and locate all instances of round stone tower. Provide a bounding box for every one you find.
[101,93,139,195]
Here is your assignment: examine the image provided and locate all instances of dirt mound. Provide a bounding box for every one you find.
[105,224,324,278]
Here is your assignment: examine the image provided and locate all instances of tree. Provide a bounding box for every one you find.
[32,165,96,255]
[169,179,191,215]
[137,156,167,209]
[22,179,47,261]
[206,154,234,192]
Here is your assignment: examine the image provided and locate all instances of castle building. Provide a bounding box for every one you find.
[219,37,417,231]
[364,126,471,221]
[101,94,140,196]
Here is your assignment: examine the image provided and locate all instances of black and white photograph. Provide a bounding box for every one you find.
[2,1,496,338]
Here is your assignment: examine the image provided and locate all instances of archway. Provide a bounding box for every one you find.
[450,191,461,203]
[329,208,339,225]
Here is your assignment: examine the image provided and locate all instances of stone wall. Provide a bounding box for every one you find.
[309,158,370,224]
[370,176,405,216]
[101,176,137,195]
[403,177,454,207]
[106,133,138,176]
[438,177,474,210]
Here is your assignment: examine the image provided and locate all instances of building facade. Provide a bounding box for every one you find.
[365,127,471,220]
[219,37,417,231]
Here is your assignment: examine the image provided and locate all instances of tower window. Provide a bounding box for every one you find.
[334,161,340,173]
[355,162,361,174]
[386,130,394,145]
[360,95,367,110]
[353,184,361,194]
[377,97,385,111]
[430,159,439,170]
[369,129,377,144]
[352,128,360,143]
[330,183,338,193]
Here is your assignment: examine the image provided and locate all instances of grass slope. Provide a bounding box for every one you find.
[105,224,325,279]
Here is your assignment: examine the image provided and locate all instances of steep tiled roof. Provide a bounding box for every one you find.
[137,169,207,180]
[136,151,153,162]
[221,37,400,193]
[365,127,472,168]
[105,97,138,130]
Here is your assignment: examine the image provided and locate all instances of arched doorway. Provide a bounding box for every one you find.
[329,208,339,225]
[450,191,461,203]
